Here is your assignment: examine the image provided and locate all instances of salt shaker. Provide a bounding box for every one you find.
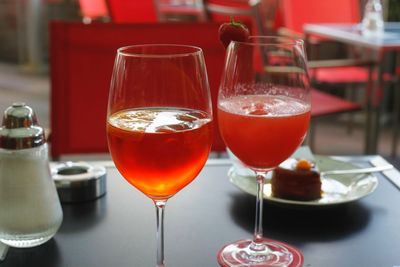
[0,103,63,248]
[362,0,384,37]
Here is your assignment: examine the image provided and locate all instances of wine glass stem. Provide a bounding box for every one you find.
[252,172,266,250]
[155,200,166,267]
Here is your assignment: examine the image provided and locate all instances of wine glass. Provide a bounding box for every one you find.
[106,44,213,266]
[217,37,311,266]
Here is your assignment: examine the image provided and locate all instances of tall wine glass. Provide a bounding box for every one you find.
[217,37,311,266]
[107,44,213,266]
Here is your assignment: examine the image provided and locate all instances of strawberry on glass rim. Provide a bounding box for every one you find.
[218,18,250,48]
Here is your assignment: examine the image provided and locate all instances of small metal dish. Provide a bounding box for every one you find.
[51,162,106,203]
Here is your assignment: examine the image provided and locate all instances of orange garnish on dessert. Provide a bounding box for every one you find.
[295,159,313,171]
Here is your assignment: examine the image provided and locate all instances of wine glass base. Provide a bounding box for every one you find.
[217,238,303,267]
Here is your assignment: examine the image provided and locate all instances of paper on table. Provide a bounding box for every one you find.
[0,242,8,261]
[370,156,400,190]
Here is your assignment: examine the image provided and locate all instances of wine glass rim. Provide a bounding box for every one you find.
[117,44,203,58]
[232,36,304,46]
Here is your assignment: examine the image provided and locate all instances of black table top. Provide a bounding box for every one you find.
[3,156,400,267]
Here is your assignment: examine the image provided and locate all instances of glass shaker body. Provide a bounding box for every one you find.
[0,144,63,248]
[362,0,384,36]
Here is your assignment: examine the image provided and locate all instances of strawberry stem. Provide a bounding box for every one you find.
[230,16,244,27]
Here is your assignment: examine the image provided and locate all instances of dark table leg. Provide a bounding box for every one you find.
[391,53,400,157]
[366,50,385,154]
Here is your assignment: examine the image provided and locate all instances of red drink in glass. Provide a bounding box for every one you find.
[218,94,310,169]
[107,107,212,200]
[107,44,213,266]
[217,37,310,267]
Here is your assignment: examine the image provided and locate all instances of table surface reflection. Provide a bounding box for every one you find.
[3,156,400,267]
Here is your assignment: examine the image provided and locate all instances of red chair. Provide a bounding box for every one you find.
[281,0,359,34]
[50,21,362,158]
[310,89,361,118]
[106,0,158,23]
[156,0,207,21]
[279,0,377,86]
[50,22,226,159]
[203,0,266,35]
[278,0,384,145]
[308,88,361,150]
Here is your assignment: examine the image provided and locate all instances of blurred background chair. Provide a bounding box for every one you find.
[203,0,266,35]
[49,19,362,159]
[50,22,226,159]
[308,89,361,149]
[106,0,158,23]
[277,0,385,146]
[278,0,379,97]
[78,0,110,23]
[156,0,208,21]
[279,0,394,95]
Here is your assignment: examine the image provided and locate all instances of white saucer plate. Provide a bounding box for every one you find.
[229,156,379,207]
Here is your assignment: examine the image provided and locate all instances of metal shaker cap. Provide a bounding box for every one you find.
[0,103,45,149]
